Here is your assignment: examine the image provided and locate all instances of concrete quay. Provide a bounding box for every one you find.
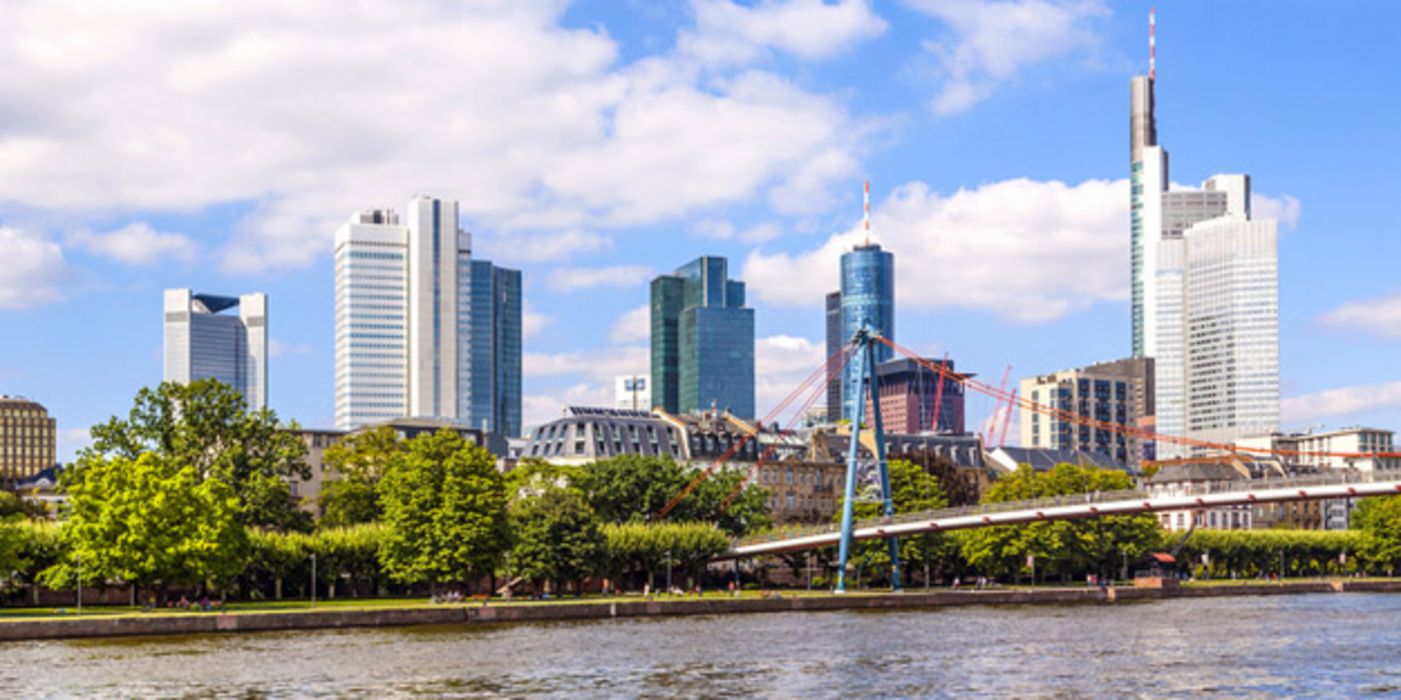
[5,579,1400,642]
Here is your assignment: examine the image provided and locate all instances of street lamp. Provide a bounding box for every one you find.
[665,550,672,594]
[310,553,317,607]
[76,553,82,616]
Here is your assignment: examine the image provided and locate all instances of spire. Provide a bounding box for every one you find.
[863,179,871,246]
[1149,7,1156,81]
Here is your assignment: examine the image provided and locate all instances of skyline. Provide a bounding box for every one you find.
[3,1,1401,461]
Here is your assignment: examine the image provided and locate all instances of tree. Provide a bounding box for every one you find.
[58,452,247,600]
[318,426,402,527]
[509,487,604,594]
[959,464,1161,582]
[832,459,952,587]
[84,379,311,531]
[1353,496,1401,575]
[601,521,729,590]
[378,429,510,589]
[576,455,770,536]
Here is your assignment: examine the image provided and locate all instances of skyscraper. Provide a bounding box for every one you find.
[650,256,755,419]
[163,288,267,409]
[1129,12,1279,456]
[334,197,521,435]
[824,291,842,422]
[839,243,894,421]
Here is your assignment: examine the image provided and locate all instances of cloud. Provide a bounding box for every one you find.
[680,0,888,65]
[1281,381,1401,425]
[694,218,784,244]
[1,2,869,272]
[268,338,311,358]
[524,346,651,382]
[755,334,829,422]
[547,265,653,292]
[64,222,196,265]
[56,426,94,462]
[1319,293,1401,339]
[609,304,652,344]
[477,229,612,264]
[522,301,551,342]
[0,226,68,309]
[1252,192,1302,230]
[744,177,1127,322]
[522,382,614,429]
[906,0,1109,115]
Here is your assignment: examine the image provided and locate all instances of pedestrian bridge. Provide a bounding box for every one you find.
[719,471,1401,560]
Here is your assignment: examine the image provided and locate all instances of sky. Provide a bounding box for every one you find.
[3,0,1401,462]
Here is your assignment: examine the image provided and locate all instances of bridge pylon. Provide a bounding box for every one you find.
[835,325,901,593]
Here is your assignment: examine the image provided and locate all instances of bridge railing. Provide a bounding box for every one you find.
[732,469,1396,549]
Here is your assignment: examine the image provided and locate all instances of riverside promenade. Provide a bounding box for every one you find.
[5,579,1401,642]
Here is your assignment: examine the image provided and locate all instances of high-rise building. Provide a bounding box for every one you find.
[650,256,754,419]
[163,288,267,409]
[334,197,521,435]
[824,291,842,422]
[0,396,56,489]
[863,357,965,435]
[839,243,894,420]
[615,374,651,411]
[1128,13,1279,456]
[1019,358,1155,466]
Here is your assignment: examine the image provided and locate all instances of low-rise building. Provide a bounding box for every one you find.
[1239,427,1400,473]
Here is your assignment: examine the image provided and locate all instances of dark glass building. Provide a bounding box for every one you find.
[839,243,895,420]
[651,256,755,419]
[457,261,522,437]
[824,291,842,422]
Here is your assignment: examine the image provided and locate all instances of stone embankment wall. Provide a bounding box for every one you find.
[5,580,1401,642]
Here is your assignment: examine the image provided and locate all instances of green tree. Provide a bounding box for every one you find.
[57,452,247,600]
[602,521,729,589]
[960,464,1161,582]
[84,379,311,531]
[576,455,770,536]
[1353,496,1401,575]
[509,487,604,594]
[310,524,384,598]
[318,426,402,527]
[378,429,510,589]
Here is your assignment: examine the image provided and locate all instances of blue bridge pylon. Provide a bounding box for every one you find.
[836,325,900,593]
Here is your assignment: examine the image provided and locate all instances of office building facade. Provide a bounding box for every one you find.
[163,288,267,409]
[863,357,965,435]
[0,396,56,489]
[1129,30,1279,456]
[824,291,842,422]
[839,243,895,421]
[334,197,521,435]
[1020,357,1154,466]
[650,256,755,419]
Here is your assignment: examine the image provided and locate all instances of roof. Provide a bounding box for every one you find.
[1147,461,1247,484]
[989,446,1128,473]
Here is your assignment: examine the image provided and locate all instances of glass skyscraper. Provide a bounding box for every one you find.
[163,288,267,409]
[824,291,842,422]
[839,243,894,421]
[650,256,754,419]
[334,197,521,435]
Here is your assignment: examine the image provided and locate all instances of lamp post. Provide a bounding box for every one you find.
[76,554,82,616]
[310,553,317,607]
[665,550,672,594]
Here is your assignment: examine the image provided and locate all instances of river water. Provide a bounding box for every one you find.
[3,593,1400,698]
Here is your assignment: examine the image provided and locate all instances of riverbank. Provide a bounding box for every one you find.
[5,579,1401,642]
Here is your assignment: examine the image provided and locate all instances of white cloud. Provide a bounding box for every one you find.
[0,226,68,309]
[522,382,613,430]
[56,426,94,462]
[64,222,196,265]
[744,177,1127,322]
[547,265,653,292]
[609,304,652,344]
[522,301,551,342]
[755,334,829,422]
[906,0,1109,115]
[1281,381,1401,425]
[1252,192,1302,230]
[268,338,311,358]
[477,229,612,264]
[693,218,784,244]
[1,2,868,272]
[524,346,651,382]
[1320,293,1401,338]
[680,0,888,65]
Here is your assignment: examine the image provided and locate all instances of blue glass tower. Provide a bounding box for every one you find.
[840,243,894,421]
[651,256,755,419]
[457,260,522,437]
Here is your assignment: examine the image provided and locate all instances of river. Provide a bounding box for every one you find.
[3,593,1400,698]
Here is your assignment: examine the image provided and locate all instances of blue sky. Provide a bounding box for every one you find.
[3,0,1400,461]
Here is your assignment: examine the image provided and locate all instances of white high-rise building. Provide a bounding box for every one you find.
[334,197,521,434]
[163,289,267,409]
[1129,14,1279,458]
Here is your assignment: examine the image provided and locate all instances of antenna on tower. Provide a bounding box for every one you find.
[1149,8,1157,81]
[863,179,871,246]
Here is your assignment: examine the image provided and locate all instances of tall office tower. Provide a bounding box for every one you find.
[163,288,267,409]
[1129,12,1279,456]
[824,291,843,422]
[839,243,895,420]
[334,197,521,435]
[650,256,755,419]
[0,396,56,489]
